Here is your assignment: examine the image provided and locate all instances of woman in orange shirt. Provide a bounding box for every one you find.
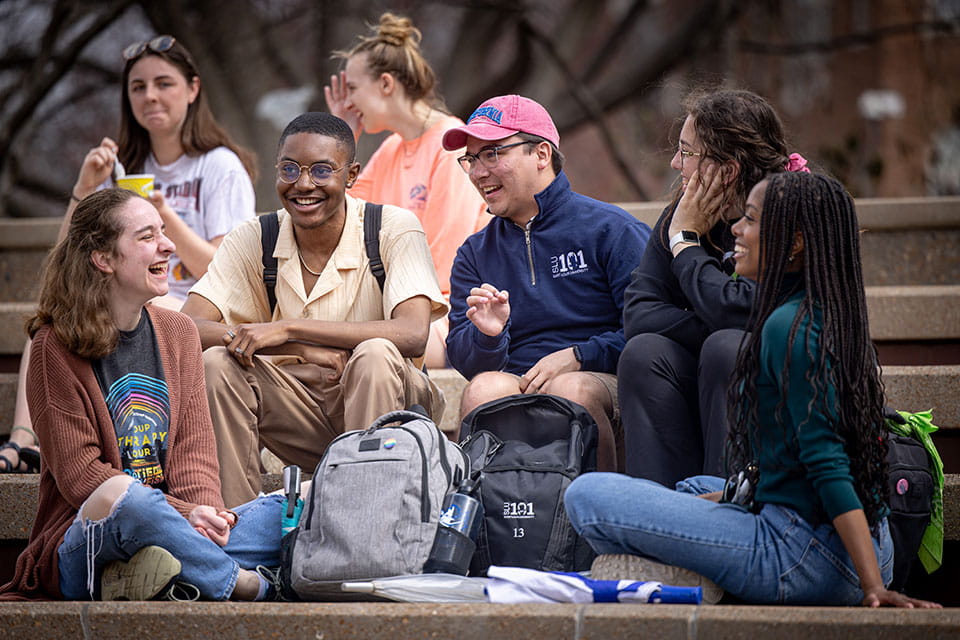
[325,13,487,368]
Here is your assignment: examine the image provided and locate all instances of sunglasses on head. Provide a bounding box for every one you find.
[123,35,176,61]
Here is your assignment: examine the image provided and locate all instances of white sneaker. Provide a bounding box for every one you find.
[591,554,725,604]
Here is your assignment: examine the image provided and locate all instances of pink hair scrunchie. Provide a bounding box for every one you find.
[785,152,811,173]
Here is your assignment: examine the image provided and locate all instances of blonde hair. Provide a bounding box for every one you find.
[335,13,444,108]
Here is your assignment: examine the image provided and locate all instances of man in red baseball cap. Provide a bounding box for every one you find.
[442,95,651,471]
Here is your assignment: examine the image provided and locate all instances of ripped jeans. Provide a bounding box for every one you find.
[565,473,894,605]
[58,480,283,600]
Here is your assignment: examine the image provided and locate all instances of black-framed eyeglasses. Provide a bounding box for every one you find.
[457,141,533,173]
[276,161,346,186]
[123,35,177,61]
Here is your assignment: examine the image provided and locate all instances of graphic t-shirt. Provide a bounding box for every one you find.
[93,309,170,490]
[145,147,255,300]
[98,147,255,301]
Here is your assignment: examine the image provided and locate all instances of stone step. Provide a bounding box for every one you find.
[2,284,957,357]
[882,365,960,428]
[3,198,959,301]
[0,218,60,303]
[4,365,956,437]
[617,196,960,287]
[0,601,957,639]
[0,302,31,355]
[3,364,960,438]
[867,286,960,342]
[2,472,958,543]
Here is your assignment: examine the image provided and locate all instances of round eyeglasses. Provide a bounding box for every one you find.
[123,35,176,61]
[457,141,533,173]
[276,161,346,186]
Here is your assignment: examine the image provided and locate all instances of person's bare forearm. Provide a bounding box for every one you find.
[283,318,428,357]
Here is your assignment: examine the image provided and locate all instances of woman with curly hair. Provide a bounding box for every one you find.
[619,89,803,483]
[565,172,939,607]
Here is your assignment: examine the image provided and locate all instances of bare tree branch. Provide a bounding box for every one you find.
[740,19,960,55]
[549,0,736,133]
[578,0,649,82]
[0,0,135,176]
[519,17,649,199]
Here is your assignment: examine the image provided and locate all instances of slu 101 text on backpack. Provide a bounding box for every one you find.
[283,409,468,600]
[459,393,599,576]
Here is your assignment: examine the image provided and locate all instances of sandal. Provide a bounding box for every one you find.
[0,425,41,473]
[1,442,27,473]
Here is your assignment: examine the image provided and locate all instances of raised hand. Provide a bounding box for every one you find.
[323,71,362,139]
[464,283,510,336]
[669,164,727,238]
[74,137,120,199]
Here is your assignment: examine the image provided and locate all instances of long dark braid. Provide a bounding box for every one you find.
[726,172,888,526]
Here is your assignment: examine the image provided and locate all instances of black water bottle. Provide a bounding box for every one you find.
[422,476,482,575]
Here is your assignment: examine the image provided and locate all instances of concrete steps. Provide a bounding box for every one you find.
[3,364,959,439]
[617,196,960,287]
[2,472,958,543]
[1,198,958,626]
[4,284,958,354]
[0,601,957,639]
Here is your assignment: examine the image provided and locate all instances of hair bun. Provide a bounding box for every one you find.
[376,12,421,47]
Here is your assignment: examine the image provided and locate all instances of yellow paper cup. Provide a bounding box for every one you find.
[117,174,155,198]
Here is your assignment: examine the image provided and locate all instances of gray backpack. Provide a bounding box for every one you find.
[285,410,468,600]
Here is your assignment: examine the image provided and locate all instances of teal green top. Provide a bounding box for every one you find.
[753,292,864,524]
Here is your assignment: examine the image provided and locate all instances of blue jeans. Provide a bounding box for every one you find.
[565,473,894,605]
[58,481,283,600]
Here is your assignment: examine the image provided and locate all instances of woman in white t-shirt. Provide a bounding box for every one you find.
[70,34,257,304]
[2,36,256,475]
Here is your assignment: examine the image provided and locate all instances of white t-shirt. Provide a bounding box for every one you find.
[145,147,255,300]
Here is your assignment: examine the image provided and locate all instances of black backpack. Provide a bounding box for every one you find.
[259,203,384,313]
[883,408,937,592]
[459,394,599,576]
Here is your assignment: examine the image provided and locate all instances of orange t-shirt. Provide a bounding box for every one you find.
[350,114,488,295]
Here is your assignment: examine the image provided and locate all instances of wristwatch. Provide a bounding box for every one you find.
[669,230,700,252]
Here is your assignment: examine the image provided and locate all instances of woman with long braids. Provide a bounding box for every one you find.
[565,172,939,606]
[618,89,804,485]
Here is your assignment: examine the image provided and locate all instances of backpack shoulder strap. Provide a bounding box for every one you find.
[259,212,280,314]
[363,202,385,292]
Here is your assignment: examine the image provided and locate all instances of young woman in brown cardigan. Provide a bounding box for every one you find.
[0,189,279,601]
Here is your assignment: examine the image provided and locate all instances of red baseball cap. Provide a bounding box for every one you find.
[442,94,560,151]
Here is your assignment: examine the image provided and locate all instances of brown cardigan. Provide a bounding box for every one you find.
[0,305,224,599]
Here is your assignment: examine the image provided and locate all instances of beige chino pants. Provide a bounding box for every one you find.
[204,337,445,507]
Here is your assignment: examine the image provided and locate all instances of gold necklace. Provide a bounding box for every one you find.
[298,250,322,276]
